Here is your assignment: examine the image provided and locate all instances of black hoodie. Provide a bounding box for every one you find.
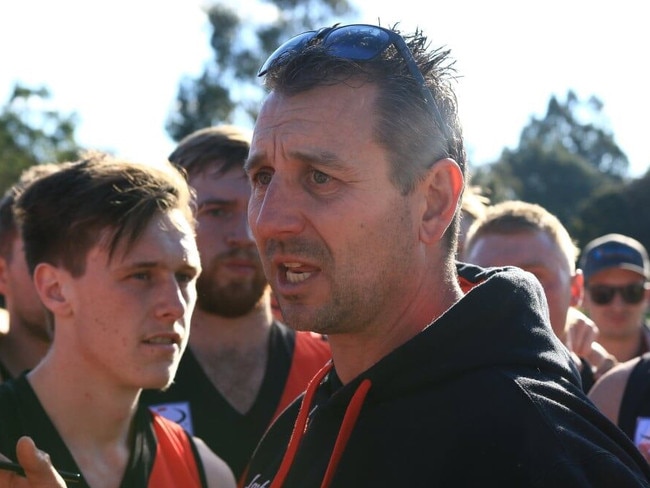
[241,264,650,487]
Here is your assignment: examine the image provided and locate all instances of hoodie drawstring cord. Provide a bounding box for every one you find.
[320,377,371,488]
[270,360,372,488]
[270,361,333,488]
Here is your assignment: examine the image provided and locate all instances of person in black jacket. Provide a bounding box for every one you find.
[239,23,650,487]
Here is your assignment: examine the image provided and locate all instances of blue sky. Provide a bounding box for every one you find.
[2,0,648,176]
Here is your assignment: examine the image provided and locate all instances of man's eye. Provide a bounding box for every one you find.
[132,272,151,281]
[208,208,232,218]
[176,272,195,284]
[311,170,331,184]
[252,171,272,186]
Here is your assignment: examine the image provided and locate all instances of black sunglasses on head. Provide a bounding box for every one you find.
[587,282,647,305]
[258,24,449,152]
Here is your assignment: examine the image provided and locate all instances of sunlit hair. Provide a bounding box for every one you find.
[261,24,466,253]
[461,185,490,221]
[0,163,69,259]
[14,150,195,277]
[465,200,580,273]
[169,125,251,176]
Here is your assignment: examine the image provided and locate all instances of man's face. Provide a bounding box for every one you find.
[583,267,649,340]
[246,82,425,335]
[190,166,267,318]
[54,209,201,391]
[464,230,577,340]
[0,235,49,341]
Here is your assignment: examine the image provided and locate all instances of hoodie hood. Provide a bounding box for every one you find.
[339,262,579,404]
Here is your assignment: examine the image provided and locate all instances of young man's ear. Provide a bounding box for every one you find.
[0,255,9,297]
[419,158,464,244]
[33,263,72,317]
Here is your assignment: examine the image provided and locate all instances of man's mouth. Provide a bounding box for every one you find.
[284,262,313,283]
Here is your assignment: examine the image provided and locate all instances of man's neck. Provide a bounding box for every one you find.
[0,323,51,378]
[189,304,274,414]
[26,353,138,488]
[330,272,464,384]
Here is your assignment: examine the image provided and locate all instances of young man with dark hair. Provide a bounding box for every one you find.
[0,153,235,488]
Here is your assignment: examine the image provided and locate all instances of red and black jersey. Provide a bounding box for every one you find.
[141,320,331,481]
[0,374,206,488]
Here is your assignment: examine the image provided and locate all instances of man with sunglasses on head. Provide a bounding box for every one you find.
[579,234,650,363]
[236,22,650,487]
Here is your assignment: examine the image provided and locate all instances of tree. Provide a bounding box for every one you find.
[575,170,650,252]
[519,91,628,178]
[472,91,627,236]
[165,0,358,142]
[0,84,81,194]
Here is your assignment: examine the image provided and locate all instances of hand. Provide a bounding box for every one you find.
[588,341,618,381]
[0,437,66,488]
[565,307,599,358]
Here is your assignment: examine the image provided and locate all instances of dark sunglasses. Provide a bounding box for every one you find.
[587,282,647,305]
[258,24,449,150]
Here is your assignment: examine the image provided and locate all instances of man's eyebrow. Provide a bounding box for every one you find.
[245,149,344,172]
[197,197,233,208]
[119,260,199,273]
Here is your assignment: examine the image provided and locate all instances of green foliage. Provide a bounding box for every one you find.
[575,172,650,252]
[519,91,628,178]
[166,0,358,142]
[472,91,629,242]
[0,84,81,195]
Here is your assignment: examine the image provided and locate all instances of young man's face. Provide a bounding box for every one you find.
[56,209,201,391]
[246,82,426,335]
[583,267,649,341]
[190,165,268,318]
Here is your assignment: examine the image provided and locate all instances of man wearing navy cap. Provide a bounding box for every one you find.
[580,233,650,363]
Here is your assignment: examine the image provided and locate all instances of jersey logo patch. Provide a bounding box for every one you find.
[149,401,194,434]
[634,416,650,447]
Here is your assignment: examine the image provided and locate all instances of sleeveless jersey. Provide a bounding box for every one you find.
[0,374,206,488]
[141,320,331,480]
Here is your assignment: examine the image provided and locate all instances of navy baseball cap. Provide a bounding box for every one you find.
[580,233,649,282]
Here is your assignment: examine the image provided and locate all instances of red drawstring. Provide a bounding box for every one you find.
[270,361,333,488]
[320,378,371,488]
[269,361,372,488]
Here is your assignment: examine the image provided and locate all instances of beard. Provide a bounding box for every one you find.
[195,252,269,318]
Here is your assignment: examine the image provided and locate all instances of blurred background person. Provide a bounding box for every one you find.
[456,184,489,260]
[464,200,616,391]
[580,233,650,363]
[0,163,64,382]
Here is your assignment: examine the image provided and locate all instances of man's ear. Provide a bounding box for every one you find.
[570,269,584,308]
[419,158,464,244]
[33,263,72,317]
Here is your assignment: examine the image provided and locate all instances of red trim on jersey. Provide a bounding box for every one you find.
[149,412,203,487]
[271,332,331,423]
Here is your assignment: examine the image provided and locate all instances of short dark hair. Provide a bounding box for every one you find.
[0,163,68,260]
[261,24,466,252]
[14,151,195,277]
[169,125,251,177]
